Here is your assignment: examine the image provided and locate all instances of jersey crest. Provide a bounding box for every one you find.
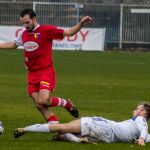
[34,33,40,39]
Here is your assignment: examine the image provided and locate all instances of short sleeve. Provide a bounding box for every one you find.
[44,25,64,40]
[14,28,25,46]
[145,134,150,143]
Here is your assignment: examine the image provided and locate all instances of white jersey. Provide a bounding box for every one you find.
[107,116,148,143]
[81,116,149,143]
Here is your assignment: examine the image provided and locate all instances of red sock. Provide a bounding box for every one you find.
[47,115,58,123]
[50,96,59,107]
[50,96,68,108]
[65,100,71,110]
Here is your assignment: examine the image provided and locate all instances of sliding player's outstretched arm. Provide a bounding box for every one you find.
[0,42,18,49]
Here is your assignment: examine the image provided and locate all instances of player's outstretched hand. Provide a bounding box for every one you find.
[80,16,92,26]
[137,137,145,146]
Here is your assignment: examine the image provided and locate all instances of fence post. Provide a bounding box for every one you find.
[33,1,36,11]
[75,3,79,24]
[119,3,123,49]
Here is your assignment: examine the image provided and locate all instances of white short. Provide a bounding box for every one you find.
[81,117,115,143]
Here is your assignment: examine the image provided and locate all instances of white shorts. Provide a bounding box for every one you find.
[81,117,115,143]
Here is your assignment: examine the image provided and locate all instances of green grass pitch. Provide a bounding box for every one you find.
[0,49,150,150]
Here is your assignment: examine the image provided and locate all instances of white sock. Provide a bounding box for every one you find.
[47,120,80,142]
[62,133,80,143]
[48,121,59,124]
[25,123,50,133]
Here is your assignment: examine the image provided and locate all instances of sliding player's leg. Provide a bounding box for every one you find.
[14,119,81,138]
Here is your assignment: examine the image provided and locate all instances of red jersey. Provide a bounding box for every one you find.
[15,25,64,71]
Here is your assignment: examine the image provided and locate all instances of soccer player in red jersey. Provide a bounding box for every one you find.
[0,9,92,123]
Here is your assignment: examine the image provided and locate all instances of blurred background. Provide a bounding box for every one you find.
[0,0,150,49]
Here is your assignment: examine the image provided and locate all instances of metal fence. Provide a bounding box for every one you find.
[121,5,150,47]
[0,1,150,49]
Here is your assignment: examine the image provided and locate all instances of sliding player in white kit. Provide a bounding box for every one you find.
[14,102,150,146]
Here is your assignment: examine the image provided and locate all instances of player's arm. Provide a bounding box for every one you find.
[136,117,148,146]
[0,42,18,49]
[0,28,24,49]
[145,133,150,143]
[63,16,92,36]
[52,133,96,144]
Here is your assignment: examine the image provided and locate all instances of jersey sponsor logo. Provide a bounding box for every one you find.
[24,41,39,51]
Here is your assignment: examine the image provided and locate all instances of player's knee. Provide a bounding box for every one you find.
[38,97,49,106]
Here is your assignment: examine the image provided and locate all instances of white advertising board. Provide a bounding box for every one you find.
[0,26,105,51]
